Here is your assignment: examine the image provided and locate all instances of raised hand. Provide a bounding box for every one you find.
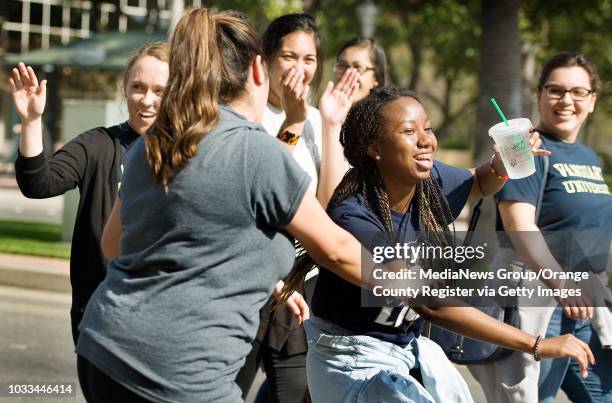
[8,62,47,123]
[280,67,309,125]
[319,68,360,128]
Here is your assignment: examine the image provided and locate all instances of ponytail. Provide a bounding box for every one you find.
[146,8,262,187]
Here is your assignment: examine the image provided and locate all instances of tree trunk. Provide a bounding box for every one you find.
[407,37,422,91]
[522,42,537,120]
[303,0,320,14]
[435,75,455,142]
[473,0,522,230]
[521,17,548,122]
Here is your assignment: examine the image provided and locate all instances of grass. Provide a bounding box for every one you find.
[0,219,71,260]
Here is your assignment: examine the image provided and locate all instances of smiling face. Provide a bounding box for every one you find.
[267,31,317,107]
[336,45,378,101]
[538,66,596,143]
[369,96,437,187]
[126,55,169,135]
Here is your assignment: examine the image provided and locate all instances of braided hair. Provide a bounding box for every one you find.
[279,86,456,303]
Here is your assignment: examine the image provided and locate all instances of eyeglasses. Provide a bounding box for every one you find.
[542,85,593,101]
[332,62,375,75]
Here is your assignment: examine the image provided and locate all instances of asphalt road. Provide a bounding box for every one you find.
[0,283,270,403]
[0,285,84,403]
[0,284,575,403]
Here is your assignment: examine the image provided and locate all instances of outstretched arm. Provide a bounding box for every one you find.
[415,305,594,378]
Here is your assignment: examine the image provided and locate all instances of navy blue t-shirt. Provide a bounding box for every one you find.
[495,132,612,272]
[312,161,473,346]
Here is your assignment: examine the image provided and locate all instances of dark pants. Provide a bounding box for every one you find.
[236,276,315,402]
[236,340,307,403]
[262,345,307,403]
[77,356,151,403]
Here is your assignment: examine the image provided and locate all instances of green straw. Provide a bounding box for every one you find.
[490,98,510,127]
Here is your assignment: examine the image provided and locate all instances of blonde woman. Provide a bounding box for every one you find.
[10,42,169,344]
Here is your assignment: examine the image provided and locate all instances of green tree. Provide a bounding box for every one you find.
[520,0,612,148]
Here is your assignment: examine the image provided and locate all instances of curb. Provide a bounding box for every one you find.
[0,253,70,293]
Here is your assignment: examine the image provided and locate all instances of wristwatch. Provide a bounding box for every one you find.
[277,130,300,146]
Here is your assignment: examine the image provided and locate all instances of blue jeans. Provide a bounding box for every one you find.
[304,317,473,403]
[539,307,612,403]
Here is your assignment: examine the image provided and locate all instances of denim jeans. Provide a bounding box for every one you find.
[539,306,612,403]
[304,317,473,403]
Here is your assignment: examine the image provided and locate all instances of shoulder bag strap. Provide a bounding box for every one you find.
[447,154,549,358]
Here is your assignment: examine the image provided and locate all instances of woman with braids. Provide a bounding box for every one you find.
[75,8,366,403]
[469,52,612,403]
[278,86,595,402]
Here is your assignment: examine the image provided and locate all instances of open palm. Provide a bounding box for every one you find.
[319,68,360,127]
[9,62,46,122]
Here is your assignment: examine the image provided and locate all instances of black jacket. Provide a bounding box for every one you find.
[15,123,139,315]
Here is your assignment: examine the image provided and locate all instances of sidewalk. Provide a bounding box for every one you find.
[0,252,70,293]
[0,174,18,189]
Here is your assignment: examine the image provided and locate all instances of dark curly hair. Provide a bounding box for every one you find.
[279,85,456,303]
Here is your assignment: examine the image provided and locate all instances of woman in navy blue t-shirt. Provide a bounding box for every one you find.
[278,86,594,402]
[470,53,611,403]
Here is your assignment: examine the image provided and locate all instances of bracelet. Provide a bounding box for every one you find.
[490,154,509,181]
[277,130,300,146]
[533,335,542,361]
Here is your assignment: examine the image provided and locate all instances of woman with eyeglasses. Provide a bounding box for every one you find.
[333,37,390,102]
[468,52,612,403]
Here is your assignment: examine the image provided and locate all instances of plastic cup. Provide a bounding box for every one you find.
[488,118,535,179]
